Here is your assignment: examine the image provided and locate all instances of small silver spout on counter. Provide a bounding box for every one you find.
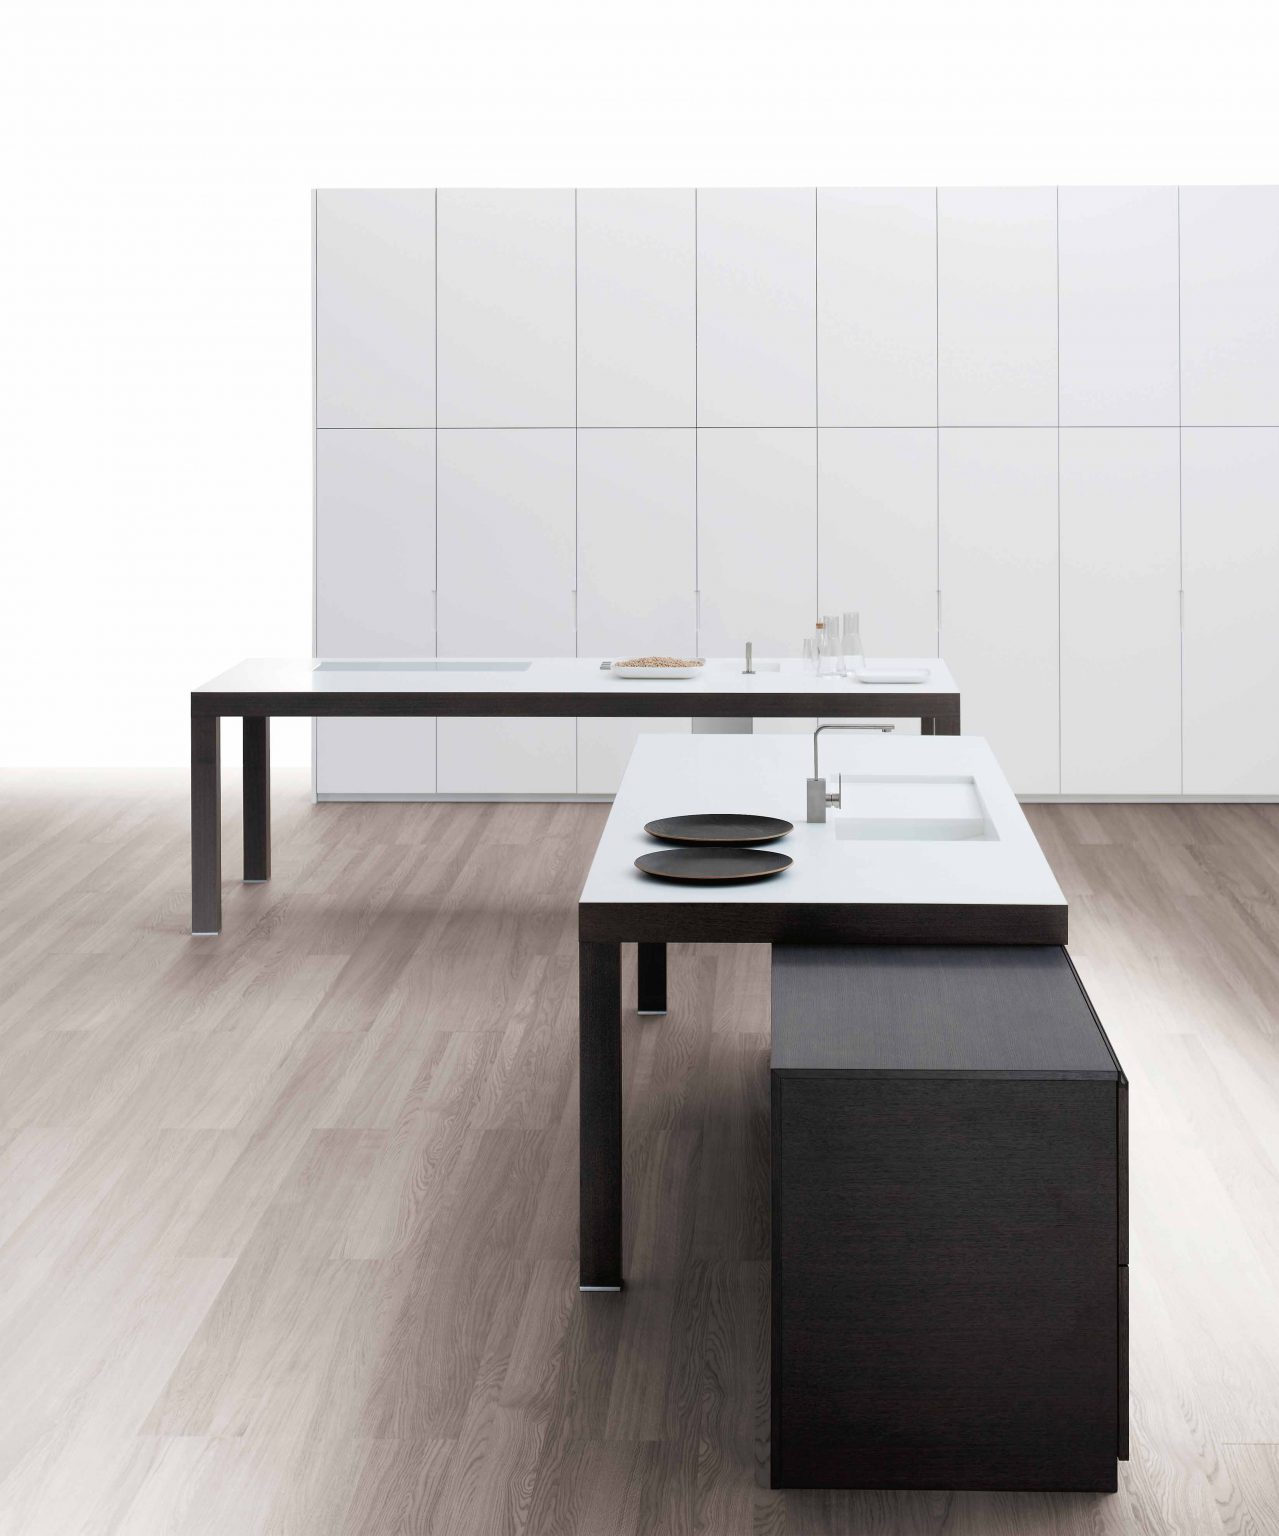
[743,640,755,675]
[806,721,896,823]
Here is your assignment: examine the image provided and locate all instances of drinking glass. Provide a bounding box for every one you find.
[842,612,864,674]
[821,616,845,675]
[817,619,841,677]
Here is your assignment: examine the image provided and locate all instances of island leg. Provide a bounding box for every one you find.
[191,713,222,935]
[637,942,667,1015]
[928,699,962,737]
[580,940,623,1290]
[242,716,271,882]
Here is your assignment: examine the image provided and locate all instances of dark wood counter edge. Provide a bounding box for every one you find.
[191,689,960,721]
[1061,948,1128,1084]
[1062,947,1129,1269]
[1062,946,1131,1458]
[578,902,1067,945]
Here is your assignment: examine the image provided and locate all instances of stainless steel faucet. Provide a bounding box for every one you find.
[806,722,895,823]
[743,640,755,675]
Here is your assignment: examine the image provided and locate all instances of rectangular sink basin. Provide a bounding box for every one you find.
[833,775,998,842]
[314,660,532,672]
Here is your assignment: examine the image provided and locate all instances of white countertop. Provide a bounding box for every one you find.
[193,656,957,699]
[579,734,1064,913]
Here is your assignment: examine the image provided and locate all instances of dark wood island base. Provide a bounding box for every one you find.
[770,944,1128,1492]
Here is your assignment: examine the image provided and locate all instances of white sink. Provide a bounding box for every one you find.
[832,774,999,842]
[314,660,532,672]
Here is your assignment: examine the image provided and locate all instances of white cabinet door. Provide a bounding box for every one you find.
[315,428,436,796]
[818,428,937,654]
[1058,188,1180,427]
[436,190,576,427]
[1060,429,1181,794]
[317,719,437,798]
[577,429,696,657]
[938,189,1058,426]
[577,191,696,427]
[576,428,695,793]
[1180,187,1279,426]
[577,719,692,796]
[436,429,576,793]
[697,429,817,657]
[697,190,816,427]
[315,428,436,656]
[1183,428,1279,794]
[315,190,435,428]
[940,428,1059,793]
[818,189,937,427]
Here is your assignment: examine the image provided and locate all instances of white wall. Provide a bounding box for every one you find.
[2,1,1274,769]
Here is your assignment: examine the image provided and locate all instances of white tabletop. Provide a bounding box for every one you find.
[579,733,1064,913]
[193,656,958,700]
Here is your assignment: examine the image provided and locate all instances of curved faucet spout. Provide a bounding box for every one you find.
[808,721,895,822]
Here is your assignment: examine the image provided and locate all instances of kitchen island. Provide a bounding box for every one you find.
[576,731,1066,1291]
[578,731,1125,1493]
[189,656,959,933]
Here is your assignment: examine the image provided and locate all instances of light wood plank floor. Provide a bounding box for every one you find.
[2,770,1279,1535]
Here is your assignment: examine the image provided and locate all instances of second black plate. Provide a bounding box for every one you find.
[644,812,794,847]
[635,847,793,882]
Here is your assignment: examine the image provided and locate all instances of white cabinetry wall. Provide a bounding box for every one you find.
[315,186,1279,800]
[436,429,577,794]
[575,429,695,794]
[1179,190,1279,794]
[1182,428,1279,794]
[1060,431,1181,795]
[940,429,1060,794]
[314,190,437,797]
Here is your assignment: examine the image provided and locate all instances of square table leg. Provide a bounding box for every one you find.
[637,941,667,1015]
[243,715,271,882]
[191,714,222,935]
[931,700,961,736]
[580,940,623,1290]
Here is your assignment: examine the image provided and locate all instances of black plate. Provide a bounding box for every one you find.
[644,813,794,847]
[634,847,794,883]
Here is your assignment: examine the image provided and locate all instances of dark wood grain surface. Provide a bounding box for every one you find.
[191,688,960,721]
[580,899,1068,946]
[772,1074,1120,1491]
[241,715,270,882]
[636,940,666,1013]
[579,941,623,1288]
[770,944,1118,1077]
[189,713,221,934]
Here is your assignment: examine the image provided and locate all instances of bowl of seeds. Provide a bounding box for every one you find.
[610,656,706,680]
